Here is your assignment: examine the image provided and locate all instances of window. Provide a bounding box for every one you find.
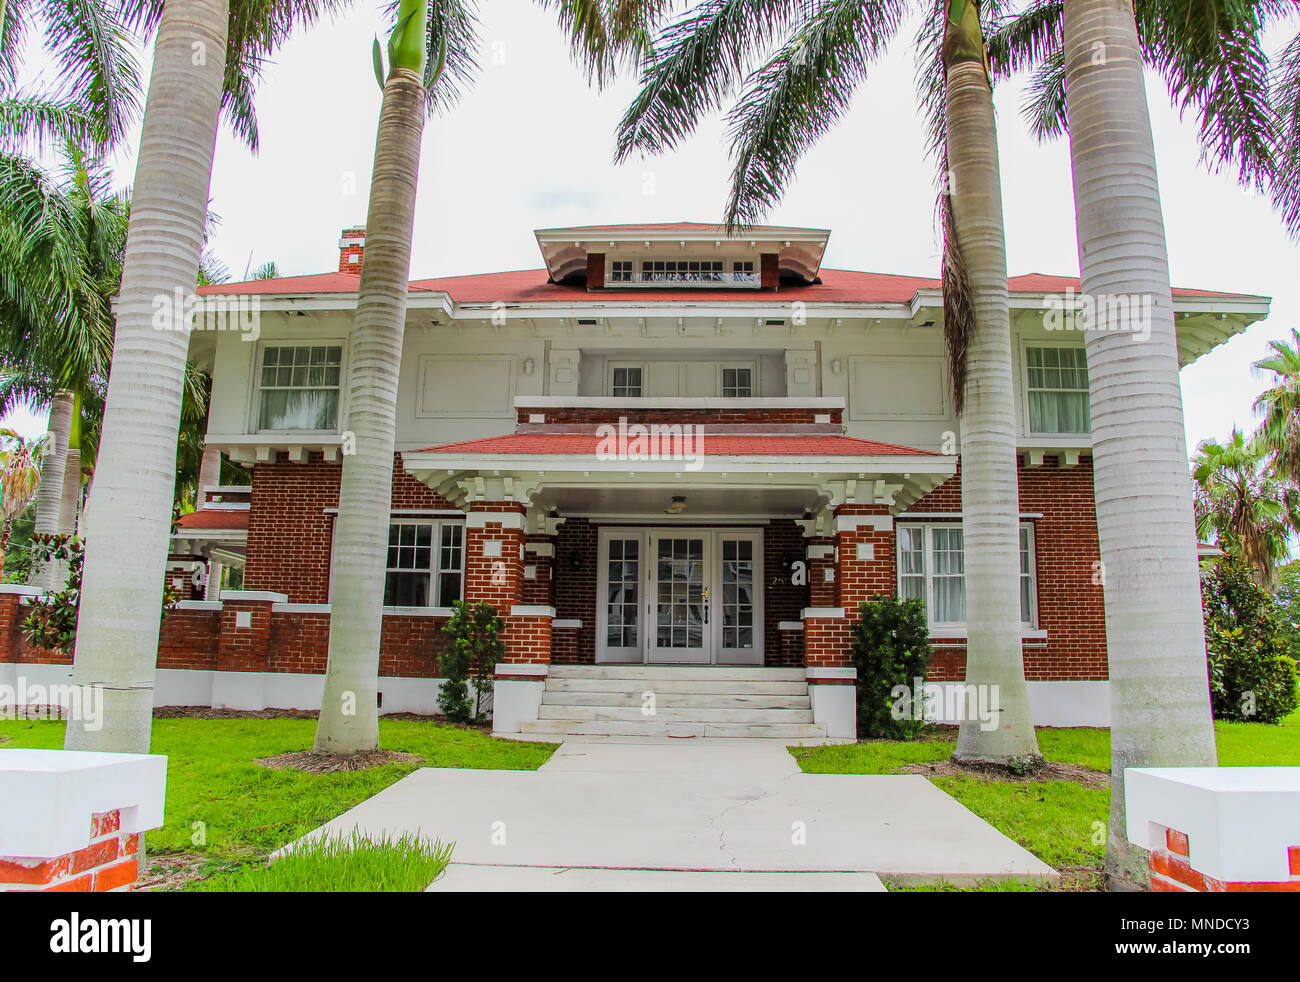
[1026,346,1090,434]
[641,259,724,283]
[606,537,640,648]
[609,260,633,283]
[897,523,1038,628]
[732,260,756,283]
[258,344,342,430]
[383,521,464,608]
[610,364,644,397]
[720,366,753,397]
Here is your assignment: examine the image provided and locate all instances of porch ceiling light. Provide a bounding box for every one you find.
[665,495,688,515]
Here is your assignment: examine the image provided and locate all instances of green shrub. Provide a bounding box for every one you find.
[851,595,933,739]
[1202,558,1300,724]
[439,601,504,723]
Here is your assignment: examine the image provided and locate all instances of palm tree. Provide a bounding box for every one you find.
[313,0,435,754]
[938,0,1040,765]
[1058,0,1221,890]
[311,0,664,755]
[0,427,47,576]
[612,0,1040,764]
[1193,430,1299,590]
[0,0,142,153]
[989,1,1297,236]
[1252,327,1300,485]
[63,0,346,756]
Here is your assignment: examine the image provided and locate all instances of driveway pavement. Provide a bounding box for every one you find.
[295,738,1057,890]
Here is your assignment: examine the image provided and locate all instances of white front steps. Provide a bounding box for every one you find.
[518,665,828,740]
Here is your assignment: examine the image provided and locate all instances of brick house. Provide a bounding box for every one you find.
[0,222,1268,739]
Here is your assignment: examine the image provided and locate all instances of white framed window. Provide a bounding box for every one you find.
[896,522,1038,628]
[609,363,645,397]
[718,363,755,397]
[383,520,465,608]
[732,260,757,283]
[609,260,633,283]
[642,258,724,283]
[1025,345,1090,435]
[257,343,343,431]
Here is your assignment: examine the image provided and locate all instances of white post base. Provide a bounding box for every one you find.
[492,664,549,734]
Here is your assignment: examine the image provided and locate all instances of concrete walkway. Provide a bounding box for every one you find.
[296,738,1057,891]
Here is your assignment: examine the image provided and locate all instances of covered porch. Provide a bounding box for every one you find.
[402,435,956,738]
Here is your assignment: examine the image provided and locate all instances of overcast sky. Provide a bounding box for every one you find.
[5,1,1296,456]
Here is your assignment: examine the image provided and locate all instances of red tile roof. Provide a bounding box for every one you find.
[175,509,249,532]
[197,267,1259,303]
[416,433,938,456]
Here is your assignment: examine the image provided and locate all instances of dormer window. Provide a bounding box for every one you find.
[642,259,725,283]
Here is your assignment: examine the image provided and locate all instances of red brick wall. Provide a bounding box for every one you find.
[244,452,454,602]
[763,520,809,666]
[903,457,1108,682]
[553,518,597,664]
[157,608,220,671]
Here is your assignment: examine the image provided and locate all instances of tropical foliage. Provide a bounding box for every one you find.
[850,595,933,739]
[0,425,45,576]
[438,601,504,723]
[1193,428,1300,590]
[1202,557,1300,724]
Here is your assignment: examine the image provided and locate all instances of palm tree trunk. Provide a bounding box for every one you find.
[944,0,1041,764]
[31,390,74,590]
[1062,0,1217,889]
[312,64,426,754]
[65,0,230,755]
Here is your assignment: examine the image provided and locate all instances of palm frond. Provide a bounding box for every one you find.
[539,0,675,89]
[1270,30,1300,238]
[721,0,908,228]
[0,94,96,153]
[38,0,143,145]
[614,0,813,163]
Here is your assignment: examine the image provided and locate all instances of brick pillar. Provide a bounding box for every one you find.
[834,504,896,620]
[522,535,555,607]
[0,586,39,665]
[0,750,165,893]
[806,538,836,607]
[216,592,283,673]
[464,503,526,614]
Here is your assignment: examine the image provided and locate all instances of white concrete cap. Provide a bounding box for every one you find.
[1124,767,1300,882]
[0,750,168,859]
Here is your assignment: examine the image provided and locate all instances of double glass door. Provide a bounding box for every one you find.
[597,529,763,665]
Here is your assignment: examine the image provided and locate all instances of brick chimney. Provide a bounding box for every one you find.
[339,227,366,274]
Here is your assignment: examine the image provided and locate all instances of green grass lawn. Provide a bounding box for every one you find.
[0,716,556,888]
[791,708,1300,891]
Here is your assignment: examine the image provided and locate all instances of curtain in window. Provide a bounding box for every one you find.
[930,527,966,623]
[1027,347,1090,434]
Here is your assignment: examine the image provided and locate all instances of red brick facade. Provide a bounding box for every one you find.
[1,453,1113,688]
[904,458,1107,682]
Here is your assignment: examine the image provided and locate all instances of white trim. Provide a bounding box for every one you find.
[385,605,455,617]
[525,542,555,556]
[250,338,348,435]
[837,513,893,532]
[802,607,846,619]
[806,667,857,680]
[928,627,1049,641]
[0,585,43,597]
[778,621,805,631]
[510,605,556,618]
[177,600,223,612]
[494,662,549,677]
[900,512,1044,520]
[324,507,464,517]
[1019,338,1092,441]
[466,511,526,530]
[202,484,252,495]
[271,603,331,614]
[553,618,582,629]
[514,396,846,410]
[806,544,834,560]
[221,590,287,603]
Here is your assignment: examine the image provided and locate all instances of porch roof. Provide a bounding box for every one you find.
[412,433,938,457]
